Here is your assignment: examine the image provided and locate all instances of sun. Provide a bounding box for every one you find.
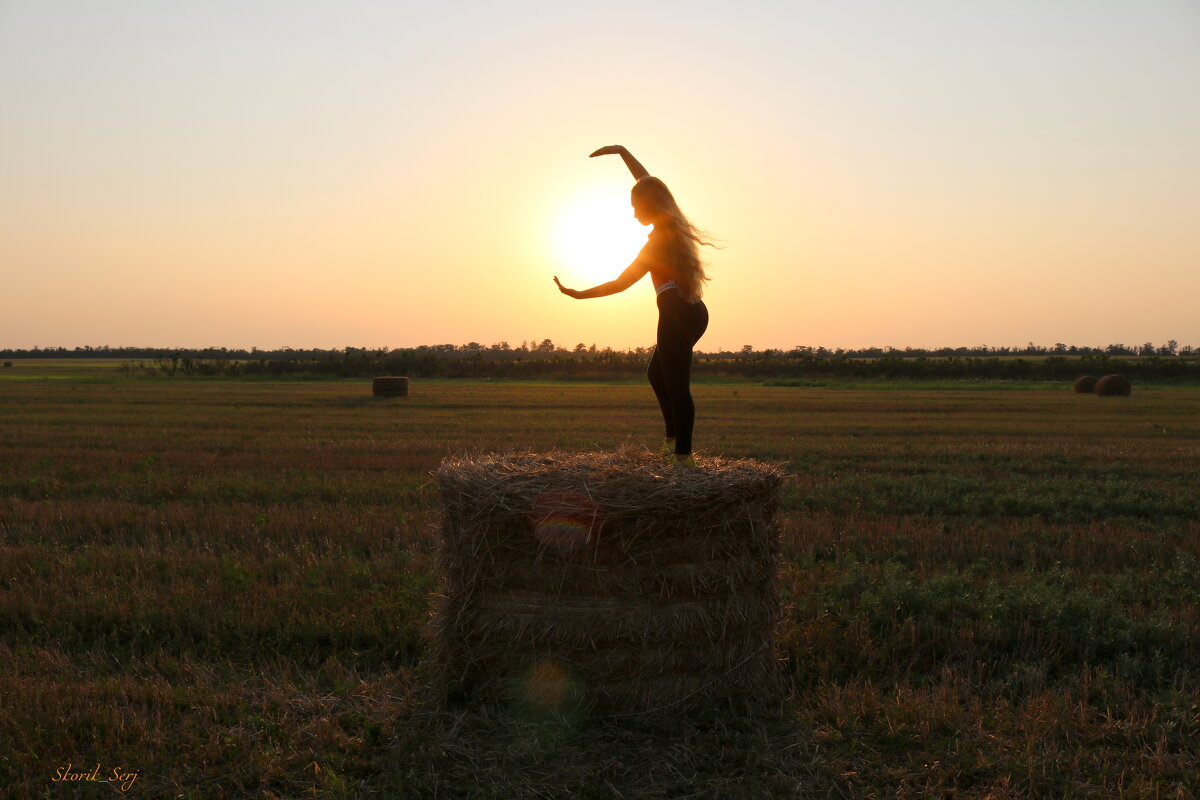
[552,185,649,287]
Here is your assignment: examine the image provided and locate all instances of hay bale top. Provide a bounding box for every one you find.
[436,448,785,518]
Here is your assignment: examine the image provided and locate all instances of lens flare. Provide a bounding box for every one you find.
[526,660,571,711]
[527,490,603,552]
[504,658,588,720]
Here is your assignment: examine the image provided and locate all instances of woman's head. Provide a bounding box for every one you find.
[630,176,715,301]
[630,176,679,227]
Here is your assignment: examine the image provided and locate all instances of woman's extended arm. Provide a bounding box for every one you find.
[554,259,649,300]
[589,145,649,180]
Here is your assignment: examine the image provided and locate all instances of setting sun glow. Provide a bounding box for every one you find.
[1,3,1197,350]
[552,185,649,288]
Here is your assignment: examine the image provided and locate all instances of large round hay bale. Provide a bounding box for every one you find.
[1095,374,1131,397]
[1,361,11,368]
[371,376,409,397]
[1073,375,1098,393]
[433,449,786,716]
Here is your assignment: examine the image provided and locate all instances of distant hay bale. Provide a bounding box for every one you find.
[372,376,409,397]
[1,361,10,368]
[1073,375,1098,393]
[1095,374,1132,397]
[433,448,786,716]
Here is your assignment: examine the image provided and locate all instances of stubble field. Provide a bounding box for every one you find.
[2,363,1199,798]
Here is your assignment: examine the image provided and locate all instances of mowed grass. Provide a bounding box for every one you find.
[2,364,1200,798]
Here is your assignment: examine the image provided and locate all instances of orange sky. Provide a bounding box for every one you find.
[2,1,1198,351]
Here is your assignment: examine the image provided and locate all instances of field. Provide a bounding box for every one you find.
[3,362,1199,798]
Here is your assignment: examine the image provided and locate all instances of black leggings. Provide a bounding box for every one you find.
[648,289,709,455]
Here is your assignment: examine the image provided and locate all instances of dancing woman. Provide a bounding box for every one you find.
[554,145,713,466]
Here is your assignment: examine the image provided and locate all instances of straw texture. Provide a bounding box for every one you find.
[1095,374,1132,397]
[432,448,786,716]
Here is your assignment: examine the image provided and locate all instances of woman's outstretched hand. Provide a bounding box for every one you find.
[589,145,625,157]
[553,276,581,299]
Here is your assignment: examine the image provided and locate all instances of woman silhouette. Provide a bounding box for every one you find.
[554,145,712,466]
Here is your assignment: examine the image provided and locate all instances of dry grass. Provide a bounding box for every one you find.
[2,369,1200,797]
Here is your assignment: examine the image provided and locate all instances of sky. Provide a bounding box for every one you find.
[2,0,1197,352]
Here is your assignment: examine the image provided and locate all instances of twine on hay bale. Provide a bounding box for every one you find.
[432,448,787,717]
[1095,374,1132,397]
[1073,375,1098,393]
[372,376,409,397]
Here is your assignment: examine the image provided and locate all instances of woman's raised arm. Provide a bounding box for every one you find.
[589,145,649,180]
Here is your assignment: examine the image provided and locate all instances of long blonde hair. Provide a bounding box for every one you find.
[632,176,716,302]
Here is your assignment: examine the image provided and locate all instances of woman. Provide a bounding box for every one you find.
[554,145,712,467]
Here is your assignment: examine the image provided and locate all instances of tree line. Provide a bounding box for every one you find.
[4,342,1197,382]
[3,339,1195,361]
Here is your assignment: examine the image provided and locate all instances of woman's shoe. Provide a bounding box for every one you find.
[660,438,675,460]
[672,454,697,468]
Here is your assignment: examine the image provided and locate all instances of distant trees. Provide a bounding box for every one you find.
[4,341,1198,382]
[5,340,1199,363]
